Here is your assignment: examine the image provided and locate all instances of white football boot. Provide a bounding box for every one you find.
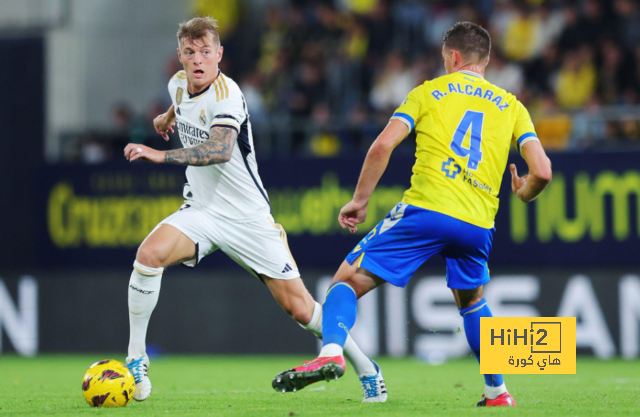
[126,354,152,401]
[359,360,388,403]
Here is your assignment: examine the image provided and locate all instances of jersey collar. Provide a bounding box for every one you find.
[458,70,484,79]
[187,70,221,99]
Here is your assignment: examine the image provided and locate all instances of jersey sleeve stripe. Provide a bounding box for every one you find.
[220,74,229,99]
[214,79,220,102]
[211,122,240,133]
[216,78,226,100]
[391,112,415,131]
[171,70,186,80]
[517,132,539,151]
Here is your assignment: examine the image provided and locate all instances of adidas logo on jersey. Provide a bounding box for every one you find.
[282,263,293,273]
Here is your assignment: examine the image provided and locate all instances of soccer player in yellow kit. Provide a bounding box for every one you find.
[273,22,552,406]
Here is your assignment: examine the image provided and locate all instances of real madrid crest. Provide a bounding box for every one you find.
[199,109,206,126]
[176,87,183,105]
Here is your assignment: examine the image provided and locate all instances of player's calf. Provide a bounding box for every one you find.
[456,291,512,406]
[263,275,316,325]
[267,276,386,401]
[127,261,163,364]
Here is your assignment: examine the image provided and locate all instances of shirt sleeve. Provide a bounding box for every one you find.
[207,81,245,134]
[168,71,186,107]
[168,80,177,107]
[512,100,539,152]
[390,84,426,133]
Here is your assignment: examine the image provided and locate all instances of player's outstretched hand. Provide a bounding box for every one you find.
[153,113,175,141]
[510,164,528,201]
[339,200,367,234]
[124,143,164,163]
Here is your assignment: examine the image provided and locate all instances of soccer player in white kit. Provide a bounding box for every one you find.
[122,17,387,403]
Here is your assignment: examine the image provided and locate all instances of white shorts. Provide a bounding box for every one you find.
[153,203,299,280]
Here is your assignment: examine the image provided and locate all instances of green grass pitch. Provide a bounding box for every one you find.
[1,355,638,416]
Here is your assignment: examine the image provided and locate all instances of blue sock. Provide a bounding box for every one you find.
[322,282,357,347]
[459,297,504,387]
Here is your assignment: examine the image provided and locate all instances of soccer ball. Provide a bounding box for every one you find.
[81,359,135,407]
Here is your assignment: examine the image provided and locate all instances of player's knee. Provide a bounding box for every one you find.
[453,286,484,309]
[463,292,484,309]
[332,277,366,299]
[136,244,168,268]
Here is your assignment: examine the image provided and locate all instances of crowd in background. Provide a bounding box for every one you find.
[74,0,640,162]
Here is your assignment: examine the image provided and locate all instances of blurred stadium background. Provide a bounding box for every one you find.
[1,0,640,375]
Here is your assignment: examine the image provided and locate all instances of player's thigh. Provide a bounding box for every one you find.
[216,215,315,317]
[218,215,301,281]
[137,224,196,268]
[442,223,495,291]
[137,204,217,268]
[344,203,445,288]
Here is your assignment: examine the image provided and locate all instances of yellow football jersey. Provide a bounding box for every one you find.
[391,70,538,229]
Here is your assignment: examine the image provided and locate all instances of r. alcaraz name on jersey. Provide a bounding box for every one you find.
[168,70,270,221]
[391,70,539,229]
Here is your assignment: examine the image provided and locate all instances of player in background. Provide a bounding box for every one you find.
[273,22,552,407]
[123,17,386,403]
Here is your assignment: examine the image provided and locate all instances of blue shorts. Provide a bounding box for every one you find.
[344,203,494,289]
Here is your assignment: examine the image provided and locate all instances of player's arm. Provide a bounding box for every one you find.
[124,126,237,166]
[339,119,408,233]
[153,105,176,141]
[509,140,552,203]
[163,125,236,165]
[510,100,552,203]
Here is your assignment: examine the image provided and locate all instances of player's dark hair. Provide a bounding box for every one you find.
[177,17,220,48]
[443,22,491,61]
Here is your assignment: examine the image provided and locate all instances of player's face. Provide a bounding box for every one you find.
[178,35,223,91]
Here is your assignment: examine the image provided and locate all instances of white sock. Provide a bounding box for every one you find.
[299,301,323,338]
[485,383,507,400]
[127,261,163,359]
[300,302,377,377]
[319,343,344,357]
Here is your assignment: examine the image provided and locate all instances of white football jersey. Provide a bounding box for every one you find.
[168,70,270,221]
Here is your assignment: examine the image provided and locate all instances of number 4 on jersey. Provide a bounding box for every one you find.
[451,110,484,170]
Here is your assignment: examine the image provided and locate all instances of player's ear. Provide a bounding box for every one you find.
[217,45,224,63]
[451,49,463,68]
[484,54,491,67]
[177,47,182,63]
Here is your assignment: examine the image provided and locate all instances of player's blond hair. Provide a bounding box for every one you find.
[177,17,220,48]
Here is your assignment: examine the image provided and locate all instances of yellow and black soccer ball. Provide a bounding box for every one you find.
[81,359,135,407]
